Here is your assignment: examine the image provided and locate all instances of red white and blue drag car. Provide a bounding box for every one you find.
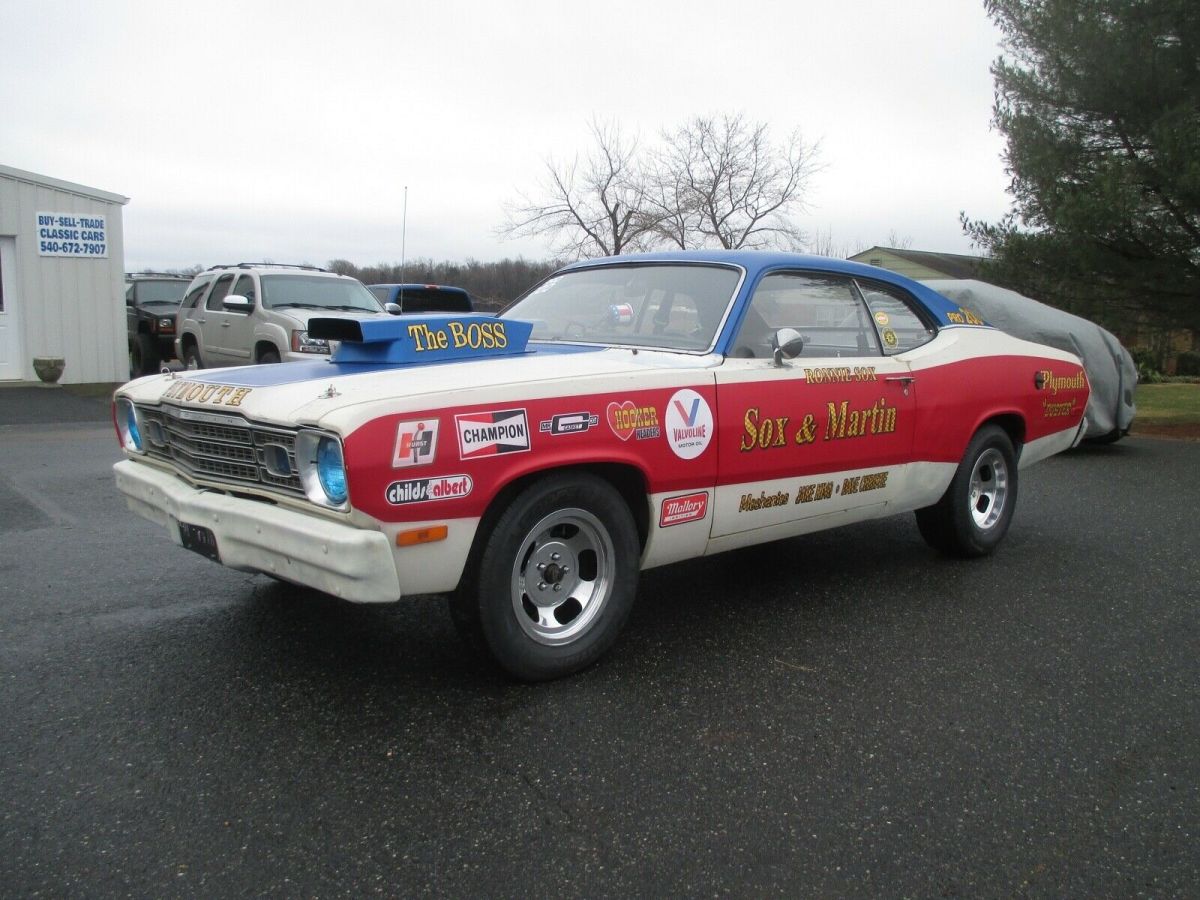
[113,251,1090,679]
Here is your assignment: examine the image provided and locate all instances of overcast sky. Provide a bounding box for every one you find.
[1,0,1013,270]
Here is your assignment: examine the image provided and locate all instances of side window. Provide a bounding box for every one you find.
[732,272,880,358]
[126,283,136,303]
[231,274,256,305]
[855,280,937,355]
[181,278,210,311]
[205,274,235,311]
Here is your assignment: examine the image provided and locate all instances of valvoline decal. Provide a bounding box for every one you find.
[309,315,534,365]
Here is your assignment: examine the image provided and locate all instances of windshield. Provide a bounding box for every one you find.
[261,275,383,312]
[135,280,189,304]
[502,263,741,351]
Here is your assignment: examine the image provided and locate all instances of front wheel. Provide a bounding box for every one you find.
[182,344,203,370]
[916,424,1018,558]
[258,348,281,364]
[450,473,640,681]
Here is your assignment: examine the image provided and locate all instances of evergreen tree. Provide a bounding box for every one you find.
[964,0,1200,332]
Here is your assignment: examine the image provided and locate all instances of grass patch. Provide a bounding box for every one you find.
[1134,383,1200,426]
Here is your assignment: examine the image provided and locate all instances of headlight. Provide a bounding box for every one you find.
[115,398,143,452]
[291,330,330,354]
[296,431,349,508]
[158,317,174,331]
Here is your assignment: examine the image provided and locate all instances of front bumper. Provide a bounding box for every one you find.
[114,460,401,603]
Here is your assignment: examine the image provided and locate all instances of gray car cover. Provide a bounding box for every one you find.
[924,280,1137,442]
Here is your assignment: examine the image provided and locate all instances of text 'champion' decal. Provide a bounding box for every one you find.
[455,409,530,459]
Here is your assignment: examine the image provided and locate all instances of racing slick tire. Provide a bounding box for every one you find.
[915,424,1018,558]
[182,344,203,370]
[450,473,640,681]
[131,333,160,378]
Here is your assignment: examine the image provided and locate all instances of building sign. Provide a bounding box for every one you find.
[36,212,108,258]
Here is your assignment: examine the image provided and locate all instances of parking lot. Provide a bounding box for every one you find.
[1,386,1196,897]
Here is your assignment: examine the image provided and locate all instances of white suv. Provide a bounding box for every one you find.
[174,264,396,368]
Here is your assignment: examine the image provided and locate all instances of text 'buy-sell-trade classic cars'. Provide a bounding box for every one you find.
[113,251,1090,680]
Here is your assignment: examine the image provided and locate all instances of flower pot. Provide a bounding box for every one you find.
[32,357,65,384]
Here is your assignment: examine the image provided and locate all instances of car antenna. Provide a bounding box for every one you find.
[399,185,408,311]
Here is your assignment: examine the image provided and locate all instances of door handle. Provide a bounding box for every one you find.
[221,321,231,327]
[884,375,915,395]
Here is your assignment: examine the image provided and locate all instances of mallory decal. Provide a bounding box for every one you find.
[455,408,530,459]
[606,400,661,441]
[665,389,713,459]
[386,474,473,505]
[659,492,709,527]
[392,419,439,468]
[161,380,252,407]
[539,412,600,435]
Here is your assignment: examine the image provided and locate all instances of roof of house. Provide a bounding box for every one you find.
[850,246,985,280]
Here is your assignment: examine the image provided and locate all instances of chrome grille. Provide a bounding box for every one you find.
[138,403,304,497]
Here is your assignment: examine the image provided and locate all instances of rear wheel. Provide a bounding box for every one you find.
[916,424,1017,557]
[450,473,640,681]
[182,344,203,370]
[131,333,160,377]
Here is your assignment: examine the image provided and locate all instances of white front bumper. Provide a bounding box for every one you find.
[114,460,402,603]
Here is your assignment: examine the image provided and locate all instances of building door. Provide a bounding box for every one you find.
[0,237,23,381]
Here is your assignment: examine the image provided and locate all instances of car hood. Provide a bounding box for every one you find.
[119,344,720,435]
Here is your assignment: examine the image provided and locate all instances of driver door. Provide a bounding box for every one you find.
[711,271,918,538]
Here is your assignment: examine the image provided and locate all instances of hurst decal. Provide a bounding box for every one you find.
[665,389,713,459]
[606,400,661,441]
[392,419,439,468]
[455,409,530,459]
[386,474,473,505]
[659,492,709,527]
[161,380,252,407]
[539,412,600,435]
[824,398,897,441]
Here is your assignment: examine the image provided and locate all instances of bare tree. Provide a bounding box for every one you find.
[655,114,821,251]
[500,121,659,259]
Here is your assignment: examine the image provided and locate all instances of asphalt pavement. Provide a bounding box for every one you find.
[1,390,1196,897]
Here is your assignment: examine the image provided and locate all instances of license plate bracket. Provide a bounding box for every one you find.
[178,521,220,561]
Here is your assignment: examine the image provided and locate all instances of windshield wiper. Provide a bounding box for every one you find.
[271,302,321,309]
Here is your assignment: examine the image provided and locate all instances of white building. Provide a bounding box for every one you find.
[0,165,129,384]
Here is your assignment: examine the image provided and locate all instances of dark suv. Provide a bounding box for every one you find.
[126,273,191,377]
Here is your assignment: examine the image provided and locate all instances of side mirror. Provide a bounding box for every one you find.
[385,302,402,315]
[222,294,252,313]
[772,328,804,367]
